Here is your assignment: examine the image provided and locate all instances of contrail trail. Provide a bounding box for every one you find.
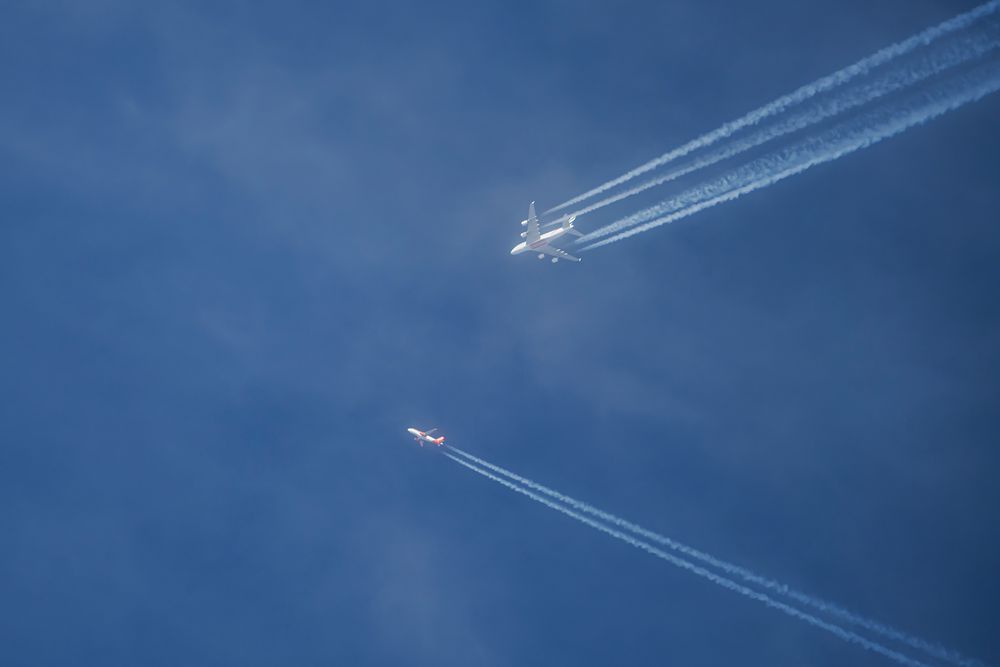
[447,446,982,667]
[546,0,1000,215]
[560,28,1000,222]
[443,450,932,667]
[578,58,1000,250]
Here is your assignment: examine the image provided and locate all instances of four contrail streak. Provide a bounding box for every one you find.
[443,450,933,667]
[560,29,1000,223]
[578,59,1000,250]
[546,0,999,215]
[447,446,981,667]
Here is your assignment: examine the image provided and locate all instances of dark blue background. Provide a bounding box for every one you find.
[2,2,997,665]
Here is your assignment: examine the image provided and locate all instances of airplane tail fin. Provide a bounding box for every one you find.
[562,215,583,236]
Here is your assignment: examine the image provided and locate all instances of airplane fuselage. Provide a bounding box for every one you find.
[407,427,445,446]
[510,226,572,256]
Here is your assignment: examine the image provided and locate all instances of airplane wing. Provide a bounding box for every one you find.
[425,428,437,435]
[525,201,541,244]
[537,244,581,262]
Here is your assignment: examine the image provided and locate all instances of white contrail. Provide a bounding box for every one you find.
[561,29,1000,222]
[447,446,982,667]
[443,451,932,667]
[578,58,1000,251]
[546,0,999,215]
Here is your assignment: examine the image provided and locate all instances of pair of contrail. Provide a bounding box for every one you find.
[576,57,1000,250]
[547,0,999,217]
[444,446,984,667]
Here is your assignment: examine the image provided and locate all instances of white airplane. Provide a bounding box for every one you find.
[510,201,582,263]
[407,427,445,447]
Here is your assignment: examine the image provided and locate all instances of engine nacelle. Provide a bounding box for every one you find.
[538,254,545,260]
[521,219,528,226]
[551,258,558,263]
[520,231,527,238]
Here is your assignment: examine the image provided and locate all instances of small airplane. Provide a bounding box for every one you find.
[510,201,582,263]
[407,427,445,447]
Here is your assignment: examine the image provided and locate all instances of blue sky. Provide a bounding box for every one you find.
[1,1,998,665]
